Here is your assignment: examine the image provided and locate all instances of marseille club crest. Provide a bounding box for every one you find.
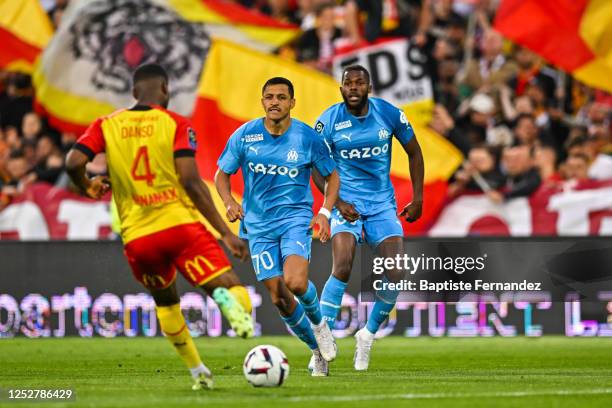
[286,149,298,163]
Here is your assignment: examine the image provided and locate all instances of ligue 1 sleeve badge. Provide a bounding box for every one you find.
[188,128,198,149]
[315,121,324,133]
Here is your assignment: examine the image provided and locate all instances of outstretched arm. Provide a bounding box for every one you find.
[399,137,424,222]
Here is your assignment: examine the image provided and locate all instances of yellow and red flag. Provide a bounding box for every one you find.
[0,0,53,73]
[494,0,612,92]
[192,40,462,236]
[32,0,298,134]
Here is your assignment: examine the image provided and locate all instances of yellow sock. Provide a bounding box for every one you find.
[229,285,252,313]
[156,304,202,369]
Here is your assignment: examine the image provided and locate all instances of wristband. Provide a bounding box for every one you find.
[318,207,331,219]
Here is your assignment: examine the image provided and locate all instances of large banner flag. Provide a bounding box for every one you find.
[494,0,612,93]
[192,40,462,237]
[429,180,612,237]
[32,0,298,134]
[0,0,53,73]
[332,38,435,124]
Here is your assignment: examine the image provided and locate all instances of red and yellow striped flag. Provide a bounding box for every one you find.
[0,0,53,73]
[32,0,298,134]
[494,0,612,92]
[192,40,462,236]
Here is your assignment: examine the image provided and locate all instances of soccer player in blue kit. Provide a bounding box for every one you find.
[313,65,424,371]
[215,77,341,376]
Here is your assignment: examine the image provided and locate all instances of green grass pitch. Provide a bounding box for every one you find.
[0,336,611,408]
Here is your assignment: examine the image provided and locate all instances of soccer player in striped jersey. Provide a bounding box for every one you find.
[313,65,424,371]
[66,63,254,390]
[215,77,340,376]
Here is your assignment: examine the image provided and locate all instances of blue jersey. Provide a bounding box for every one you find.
[218,118,336,238]
[314,97,414,215]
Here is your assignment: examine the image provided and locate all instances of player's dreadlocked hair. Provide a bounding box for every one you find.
[342,65,371,84]
[133,63,169,85]
[262,77,294,98]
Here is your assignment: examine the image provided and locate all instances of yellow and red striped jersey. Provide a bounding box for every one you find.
[75,105,201,243]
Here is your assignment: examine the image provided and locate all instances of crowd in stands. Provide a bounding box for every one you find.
[1,0,611,212]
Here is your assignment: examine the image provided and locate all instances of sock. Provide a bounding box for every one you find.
[296,280,322,325]
[365,282,398,334]
[156,304,202,369]
[189,363,208,379]
[320,275,347,329]
[281,302,318,350]
[229,285,252,313]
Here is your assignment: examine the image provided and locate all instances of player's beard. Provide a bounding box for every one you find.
[269,112,289,124]
[342,93,368,114]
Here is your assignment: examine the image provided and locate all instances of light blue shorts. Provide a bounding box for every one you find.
[330,207,403,247]
[248,226,312,281]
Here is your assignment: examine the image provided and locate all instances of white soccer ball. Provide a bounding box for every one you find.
[243,345,290,387]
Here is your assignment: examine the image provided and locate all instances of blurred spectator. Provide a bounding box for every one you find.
[4,127,21,151]
[28,135,65,185]
[458,30,517,98]
[487,145,541,203]
[448,144,504,197]
[0,74,34,130]
[1,151,29,208]
[296,2,343,72]
[534,145,560,183]
[586,125,612,180]
[455,93,510,153]
[564,154,590,181]
[297,0,318,29]
[513,113,540,148]
[21,112,43,142]
[259,0,300,24]
[565,133,593,161]
[507,46,556,101]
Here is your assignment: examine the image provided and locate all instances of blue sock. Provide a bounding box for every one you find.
[366,284,398,334]
[320,275,347,329]
[297,281,322,325]
[281,302,318,350]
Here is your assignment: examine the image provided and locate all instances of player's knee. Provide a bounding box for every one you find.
[284,274,307,296]
[332,258,353,282]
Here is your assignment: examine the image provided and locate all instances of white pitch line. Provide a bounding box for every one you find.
[286,388,612,402]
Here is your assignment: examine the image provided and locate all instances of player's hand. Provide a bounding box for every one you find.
[336,199,360,222]
[221,233,249,262]
[85,176,111,200]
[399,200,423,223]
[225,199,244,222]
[310,214,331,243]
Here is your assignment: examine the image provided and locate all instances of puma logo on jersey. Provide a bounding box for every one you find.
[296,241,306,251]
[339,133,352,142]
[249,146,259,155]
[248,162,299,178]
[339,143,389,159]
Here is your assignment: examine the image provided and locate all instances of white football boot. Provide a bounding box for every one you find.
[311,320,337,361]
[309,349,329,377]
[353,327,375,371]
